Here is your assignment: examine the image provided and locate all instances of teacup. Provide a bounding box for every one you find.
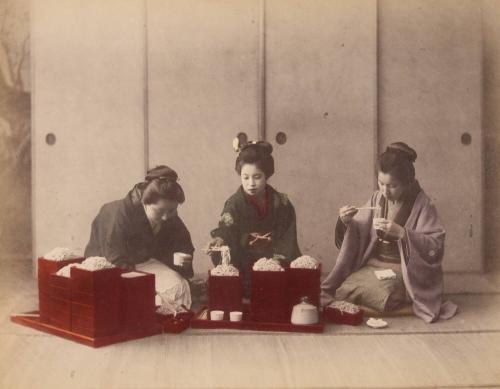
[210,310,224,321]
[229,311,243,322]
[174,252,192,266]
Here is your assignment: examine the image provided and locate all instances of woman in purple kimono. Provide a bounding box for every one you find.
[321,142,457,323]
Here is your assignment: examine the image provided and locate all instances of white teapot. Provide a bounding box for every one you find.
[291,297,319,325]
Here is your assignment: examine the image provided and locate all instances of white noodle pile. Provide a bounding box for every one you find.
[252,257,284,272]
[290,255,320,269]
[43,247,82,261]
[220,246,231,266]
[210,245,240,276]
[56,263,79,278]
[56,257,115,277]
[211,264,239,276]
[79,257,115,271]
[328,300,361,314]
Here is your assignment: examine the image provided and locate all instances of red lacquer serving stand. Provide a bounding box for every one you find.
[11,258,193,348]
[192,265,324,333]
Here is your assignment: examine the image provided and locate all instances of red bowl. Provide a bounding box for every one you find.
[163,317,190,334]
[323,306,364,326]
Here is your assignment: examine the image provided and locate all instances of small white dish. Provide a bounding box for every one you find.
[229,311,243,322]
[210,310,224,321]
[366,317,388,329]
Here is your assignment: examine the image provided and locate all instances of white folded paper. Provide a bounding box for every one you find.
[121,272,147,278]
[374,269,397,280]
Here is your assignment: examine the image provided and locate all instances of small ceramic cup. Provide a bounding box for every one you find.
[229,311,243,322]
[210,310,224,321]
[173,252,193,266]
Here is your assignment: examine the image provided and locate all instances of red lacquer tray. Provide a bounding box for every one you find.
[11,311,164,348]
[11,306,197,347]
[190,304,324,333]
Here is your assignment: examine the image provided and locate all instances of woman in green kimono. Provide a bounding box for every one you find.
[207,141,301,294]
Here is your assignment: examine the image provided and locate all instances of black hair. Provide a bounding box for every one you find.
[377,142,417,184]
[142,165,185,204]
[235,141,275,178]
[145,165,178,182]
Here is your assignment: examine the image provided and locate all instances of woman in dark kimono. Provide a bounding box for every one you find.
[321,143,457,323]
[207,141,301,294]
[85,165,195,309]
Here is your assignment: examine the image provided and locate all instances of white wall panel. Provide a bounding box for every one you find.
[32,0,145,261]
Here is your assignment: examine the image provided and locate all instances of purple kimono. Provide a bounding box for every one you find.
[321,188,458,323]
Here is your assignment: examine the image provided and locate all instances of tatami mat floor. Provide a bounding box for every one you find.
[1,258,499,389]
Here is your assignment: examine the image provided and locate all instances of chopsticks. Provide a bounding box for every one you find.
[356,206,379,210]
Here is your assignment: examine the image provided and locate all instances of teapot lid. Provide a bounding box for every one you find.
[296,296,316,309]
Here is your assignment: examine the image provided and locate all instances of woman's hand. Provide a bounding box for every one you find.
[272,254,286,262]
[373,218,405,239]
[339,205,358,225]
[206,237,225,254]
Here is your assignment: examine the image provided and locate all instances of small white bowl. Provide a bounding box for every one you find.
[366,317,388,329]
[210,310,224,321]
[229,311,243,322]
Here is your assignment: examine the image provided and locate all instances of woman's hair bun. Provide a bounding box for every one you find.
[142,165,185,204]
[386,142,417,163]
[235,140,275,178]
[145,165,179,182]
[240,140,273,155]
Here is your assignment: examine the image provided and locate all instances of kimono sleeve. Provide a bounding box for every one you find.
[272,200,301,261]
[157,216,195,279]
[335,217,347,249]
[400,200,446,266]
[210,200,242,267]
[397,197,456,322]
[102,211,135,269]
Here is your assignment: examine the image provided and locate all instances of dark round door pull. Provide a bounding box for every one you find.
[275,132,287,145]
[45,133,56,146]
